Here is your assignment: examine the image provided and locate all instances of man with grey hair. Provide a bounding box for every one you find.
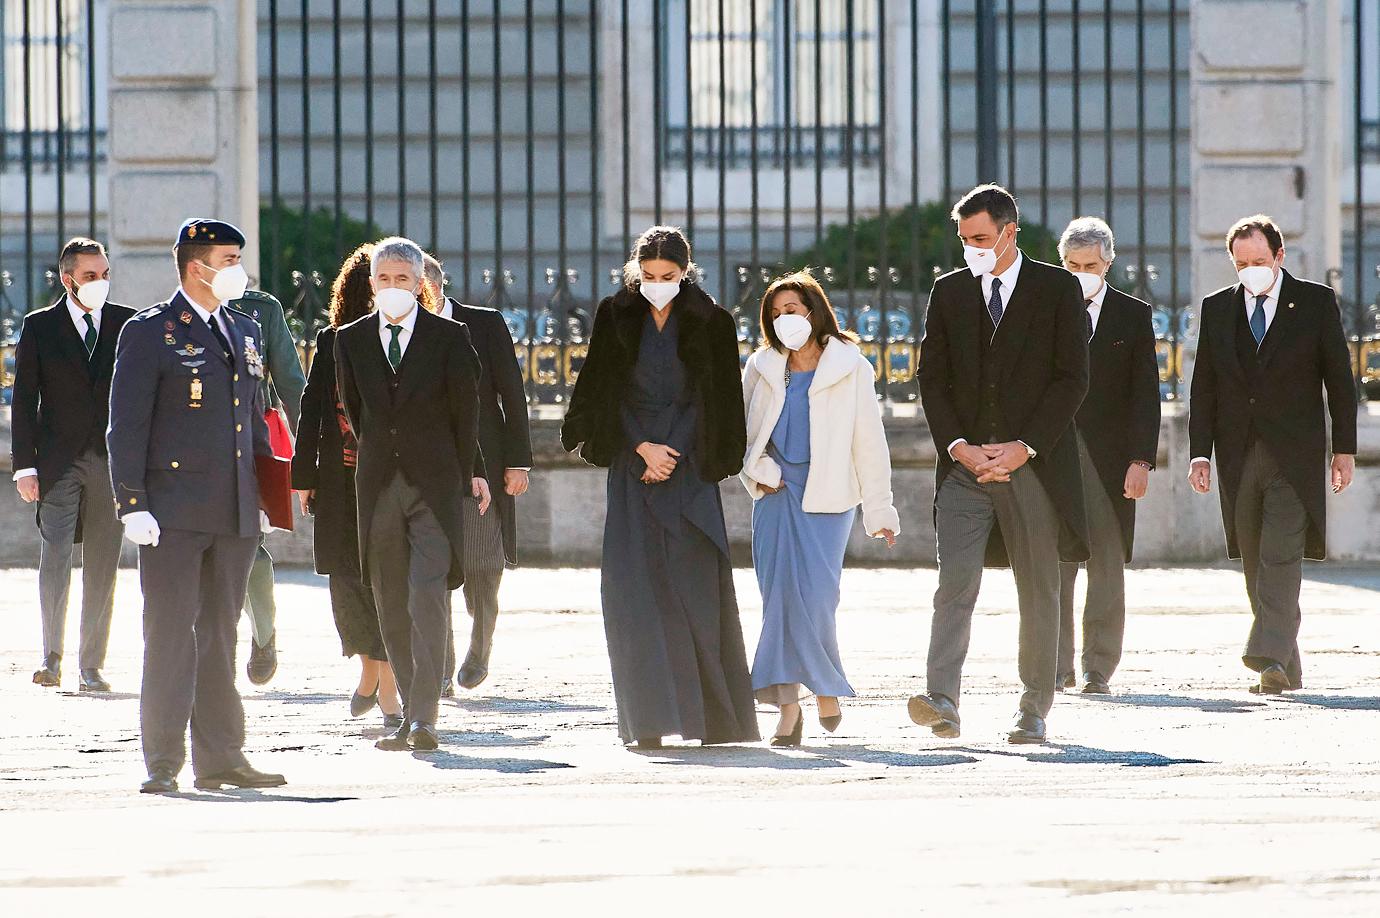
[334,236,488,751]
[422,254,533,694]
[1056,217,1160,695]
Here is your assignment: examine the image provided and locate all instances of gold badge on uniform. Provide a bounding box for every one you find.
[189,377,204,407]
[180,311,193,325]
[164,333,176,346]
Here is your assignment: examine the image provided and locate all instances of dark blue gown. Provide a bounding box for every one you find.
[600,310,760,745]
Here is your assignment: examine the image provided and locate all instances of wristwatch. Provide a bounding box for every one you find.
[1130,460,1153,471]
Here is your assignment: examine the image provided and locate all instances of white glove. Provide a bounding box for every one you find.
[259,509,275,534]
[123,511,161,547]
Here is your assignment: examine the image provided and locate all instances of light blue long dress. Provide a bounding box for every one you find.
[750,368,858,705]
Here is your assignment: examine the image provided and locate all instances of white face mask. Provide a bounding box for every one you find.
[198,261,249,302]
[374,287,418,321]
[1237,264,1277,297]
[962,230,1014,278]
[773,313,813,351]
[1071,271,1105,301]
[71,278,110,312]
[640,281,680,310]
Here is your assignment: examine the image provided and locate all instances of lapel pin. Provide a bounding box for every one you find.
[180,311,192,324]
[1287,302,1295,309]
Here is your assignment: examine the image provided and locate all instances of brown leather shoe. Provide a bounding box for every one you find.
[194,764,287,790]
[907,693,961,739]
[32,653,61,687]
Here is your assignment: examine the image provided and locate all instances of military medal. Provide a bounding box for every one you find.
[180,311,192,325]
[165,333,177,346]
[183,343,204,356]
[164,320,176,331]
[189,377,203,407]
[244,337,264,378]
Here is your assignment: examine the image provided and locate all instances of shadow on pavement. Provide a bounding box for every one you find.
[947,743,1210,767]
[454,695,606,715]
[413,749,576,773]
[639,744,977,770]
[1274,694,1380,711]
[62,691,141,701]
[250,691,345,706]
[444,730,550,748]
[168,790,359,804]
[1074,693,1266,714]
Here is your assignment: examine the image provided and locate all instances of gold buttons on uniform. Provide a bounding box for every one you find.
[191,368,198,375]
[129,497,138,505]
[236,449,242,458]
[234,373,240,381]
[236,424,242,432]
[171,461,180,469]
[234,398,240,406]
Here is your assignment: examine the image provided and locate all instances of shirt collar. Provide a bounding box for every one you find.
[1088,280,1110,309]
[440,298,454,320]
[379,304,420,334]
[988,249,1024,290]
[65,293,100,324]
[177,286,228,326]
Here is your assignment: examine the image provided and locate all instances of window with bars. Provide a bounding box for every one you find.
[659,0,881,170]
[0,0,106,172]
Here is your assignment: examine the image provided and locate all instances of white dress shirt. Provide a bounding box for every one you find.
[1086,278,1109,335]
[948,251,1034,460]
[1190,270,1283,467]
[14,295,105,482]
[378,305,418,361]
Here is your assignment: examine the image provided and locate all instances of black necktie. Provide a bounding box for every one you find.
[1085,306,1094,341]
[206,313,233,361]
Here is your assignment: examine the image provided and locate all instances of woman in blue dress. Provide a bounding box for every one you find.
[741,271,900,745]
[561,226,758,749]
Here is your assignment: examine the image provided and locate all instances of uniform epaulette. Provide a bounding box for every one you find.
[131,302,174,321]
[236,289,282,306]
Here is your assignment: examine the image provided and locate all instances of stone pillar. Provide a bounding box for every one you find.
[1189,0,1342,298]
[106,0,258,307]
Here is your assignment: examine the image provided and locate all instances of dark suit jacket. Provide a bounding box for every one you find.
[917,255,1091,564]
[292,326,360,574]
[107,292,273,538]
[1076,286,1161,562]
[1188,269,1357,560]
[10,296,135,502]
[335,307,483,589]
[445,298,533,566]
[561,282,747,483]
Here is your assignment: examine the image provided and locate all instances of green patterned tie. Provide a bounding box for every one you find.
[82,312,97,358]
[387,323,403,371]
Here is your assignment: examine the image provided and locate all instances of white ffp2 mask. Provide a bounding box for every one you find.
[374,287,418,321]
[73,279,110,311]
[1071,271,1104,301]
[198,262,249,302]
[640,281,680,309]
[773,313,813,351]
[962,232,1013,278]
[1237,265,1276,297]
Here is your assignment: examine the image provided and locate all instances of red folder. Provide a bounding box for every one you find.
[255,454,295,531]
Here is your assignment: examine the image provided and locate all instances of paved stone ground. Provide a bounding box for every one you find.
[1,565,1378,915]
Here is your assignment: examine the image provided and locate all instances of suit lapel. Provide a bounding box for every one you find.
[90,305,122,380]
[992,261,1038,383]
[1256,270,1299,367]
[51,297,92,370]
[395,309,438,400]
[1220,283,1248,382]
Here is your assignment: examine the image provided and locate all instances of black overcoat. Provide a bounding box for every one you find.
[1076,286,1162,562]
[1188,270,1357,561]
[917,256,1091,565]
[561,282,746,483]
[334,308,483,589]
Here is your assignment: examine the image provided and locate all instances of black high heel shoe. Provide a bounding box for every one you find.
[819,711,843,733]
[770,708,804,747]
[350,690,379,718]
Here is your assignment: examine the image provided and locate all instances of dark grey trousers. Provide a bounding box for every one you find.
[138,529,257,778]
[444,493,506,680]
[367,473,452,727]
[1234,440,1308,686]
[928,463,1063,718]
[242,539,276,648]
[1057,438,1126,681]
[36,451,122,669]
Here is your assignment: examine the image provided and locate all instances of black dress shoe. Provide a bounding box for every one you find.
[457,662,489,690]
[907,692,961,739]
[194,764,287,790]
[1007,711,1047,745]
[407,722,439,751]
[350,690,379,718]
[382,712,405,731]
[769,709,804,747]
[140,769,178,794]
[32,653,61,687]
[79,669,112,692]
[1056,672,1077,692]
[1081,672,1111,695]
[247,633,278,685]
[1258,662,1291,695]
[376,722,412,750]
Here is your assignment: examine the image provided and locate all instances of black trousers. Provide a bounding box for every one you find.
[139,530,258,778]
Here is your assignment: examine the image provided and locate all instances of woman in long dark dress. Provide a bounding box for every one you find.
[562,226,759,749]
[292,244,402,730]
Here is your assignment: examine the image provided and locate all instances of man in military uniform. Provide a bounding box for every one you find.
[108,218,287,794]
[233,287,306,685]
